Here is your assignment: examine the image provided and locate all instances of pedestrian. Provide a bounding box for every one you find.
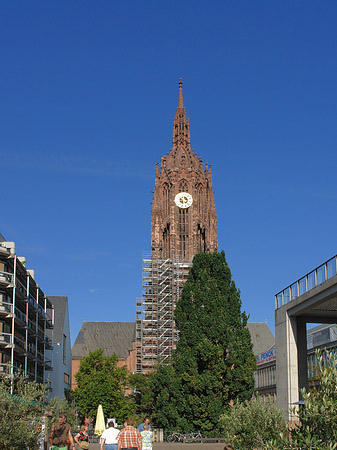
[36,424,45,450]
[100,420,119,450]
[140,424,153,450]
[117,417,142,450]
[49,413,76,450]
[137,418,151,432]
[74,424,90,449]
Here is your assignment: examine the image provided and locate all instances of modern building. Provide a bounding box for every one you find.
[254,323,337,401]
[246,322,276,399]
[136,79,218,373]
[275,254,337,417]
[47,296,72,399]
[0,235,54,386]
[71,321,136,390]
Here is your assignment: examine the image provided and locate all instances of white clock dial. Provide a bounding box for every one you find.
[174,192,193,209]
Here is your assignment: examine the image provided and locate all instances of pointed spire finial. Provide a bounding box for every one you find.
[178,77,184,108]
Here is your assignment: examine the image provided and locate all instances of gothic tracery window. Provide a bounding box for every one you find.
[162,183,170,217]
[179,179,188,192]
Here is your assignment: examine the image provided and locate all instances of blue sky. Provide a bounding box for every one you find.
[1,1,337,344]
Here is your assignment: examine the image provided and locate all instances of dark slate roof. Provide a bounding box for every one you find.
[0,233,6,241]
[71,322,136,359]
[48,296,68,345]
[247,322,275,355]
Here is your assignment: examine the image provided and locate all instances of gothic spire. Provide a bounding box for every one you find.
[178,77,184,109]
[172,78,190,148]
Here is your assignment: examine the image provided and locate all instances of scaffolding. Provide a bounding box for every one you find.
[136,252,191,373]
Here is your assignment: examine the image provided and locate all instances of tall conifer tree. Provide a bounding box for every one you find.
[172,250,256,433]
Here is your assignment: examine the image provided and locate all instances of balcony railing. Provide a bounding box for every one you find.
[0,270,13,285]
[15,278,27,297]
[15,307,27,325]
[275,255,337,309]
[38,304,45,317]
[0,332,12,345]
[28,296,38,309]
[14,335,26,351]
[0,301,14,314]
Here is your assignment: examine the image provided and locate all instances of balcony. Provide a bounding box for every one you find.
[14,307,27,327]
[44,336,53,350]
[44,359,53,371]
[28,296,38,310]
[28,318,37,336]
[0,301,14,316]
[0,242,10,255]
[0,332,13,347]
[14,335,26,353]
[0,271,13,287]
[15,278,27,299]
[0,363,11,374]
[45,315,53,329]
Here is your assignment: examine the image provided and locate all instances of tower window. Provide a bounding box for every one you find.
[179,208,189,259]
[179,179,188,192]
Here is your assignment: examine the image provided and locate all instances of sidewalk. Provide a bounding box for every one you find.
[87,444,226,450]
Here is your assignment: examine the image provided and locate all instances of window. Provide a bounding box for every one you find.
[179,208,188,259]
[179,179,188,192]
[64,373,70,384]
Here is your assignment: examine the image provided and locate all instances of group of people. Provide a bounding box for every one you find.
[48,414,152,450]
[100,417,152,450]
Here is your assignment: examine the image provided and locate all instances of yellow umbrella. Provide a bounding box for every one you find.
[94,404,106,435]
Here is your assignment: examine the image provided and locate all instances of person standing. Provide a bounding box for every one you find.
[100,421,119,450]
[137,418,151,433]
[74,424,90,449]
[49,413,76,450]
[140,425,153,450]
[117,418,142,450]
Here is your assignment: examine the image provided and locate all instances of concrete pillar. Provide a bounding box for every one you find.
[297,318,308,395]
[275,308,299,420]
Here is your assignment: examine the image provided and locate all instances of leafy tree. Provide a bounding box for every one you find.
[0,371,49,450]
[128,372,152,421]
[73,348,134,423]
[48,395,77,428]
[150,251,256,433]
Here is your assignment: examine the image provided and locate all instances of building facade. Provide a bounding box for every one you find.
[254,323,337,400]
[0,236,54,385]
[71,321,136,390]
[136,80,217,373]
[47,296,72,399]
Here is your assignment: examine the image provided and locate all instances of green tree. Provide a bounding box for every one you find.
[73,348,134,423]
[128,372,153,425]
[0,371,49,450]
[150,251,256,433]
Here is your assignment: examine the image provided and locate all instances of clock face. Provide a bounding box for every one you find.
[174,192,193,209]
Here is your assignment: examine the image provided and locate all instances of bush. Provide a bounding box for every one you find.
[219,395,286,449]
[0,371,49,450]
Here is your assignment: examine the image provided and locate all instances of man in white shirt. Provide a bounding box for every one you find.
[100,421,119,450]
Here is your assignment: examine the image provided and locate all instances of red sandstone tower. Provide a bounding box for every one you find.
[136,79,218,372]
[151,79,217,260]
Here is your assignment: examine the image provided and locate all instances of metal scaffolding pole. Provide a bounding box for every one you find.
[136,252,191,373]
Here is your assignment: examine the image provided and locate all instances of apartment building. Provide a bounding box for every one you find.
[0,236,54,385]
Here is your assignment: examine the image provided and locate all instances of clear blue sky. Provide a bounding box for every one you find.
[1,1,337,345]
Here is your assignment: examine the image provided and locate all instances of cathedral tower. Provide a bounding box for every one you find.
[151,79,217,261]
[136,80,217,373]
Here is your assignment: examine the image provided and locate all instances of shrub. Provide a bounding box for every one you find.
[219,395,286,449]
